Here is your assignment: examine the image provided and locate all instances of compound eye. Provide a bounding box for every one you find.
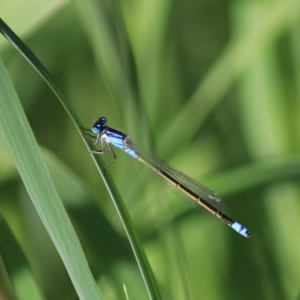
[91,125,99,133]
[91,116,106,133]
[100,117,107,124]
[92,123,102,133]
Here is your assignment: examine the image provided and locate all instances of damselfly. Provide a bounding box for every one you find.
[83,117,250,238]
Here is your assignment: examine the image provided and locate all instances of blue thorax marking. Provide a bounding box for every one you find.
[104,128,139,159]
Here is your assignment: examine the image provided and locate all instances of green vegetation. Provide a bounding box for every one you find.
[1,0,300,299]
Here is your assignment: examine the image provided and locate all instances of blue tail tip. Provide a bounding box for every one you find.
[231,222,250,238]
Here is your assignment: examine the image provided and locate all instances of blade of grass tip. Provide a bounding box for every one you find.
[123,284,129,300]
[0,18,162,300]
[0,60,101,299]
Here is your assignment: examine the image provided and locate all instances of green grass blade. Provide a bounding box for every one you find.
[0,59,101,299]
[0,18,161,300]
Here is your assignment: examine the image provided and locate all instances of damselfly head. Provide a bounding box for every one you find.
[92,116,107,133]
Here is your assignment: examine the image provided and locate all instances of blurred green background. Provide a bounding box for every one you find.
[1,0,300,299]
